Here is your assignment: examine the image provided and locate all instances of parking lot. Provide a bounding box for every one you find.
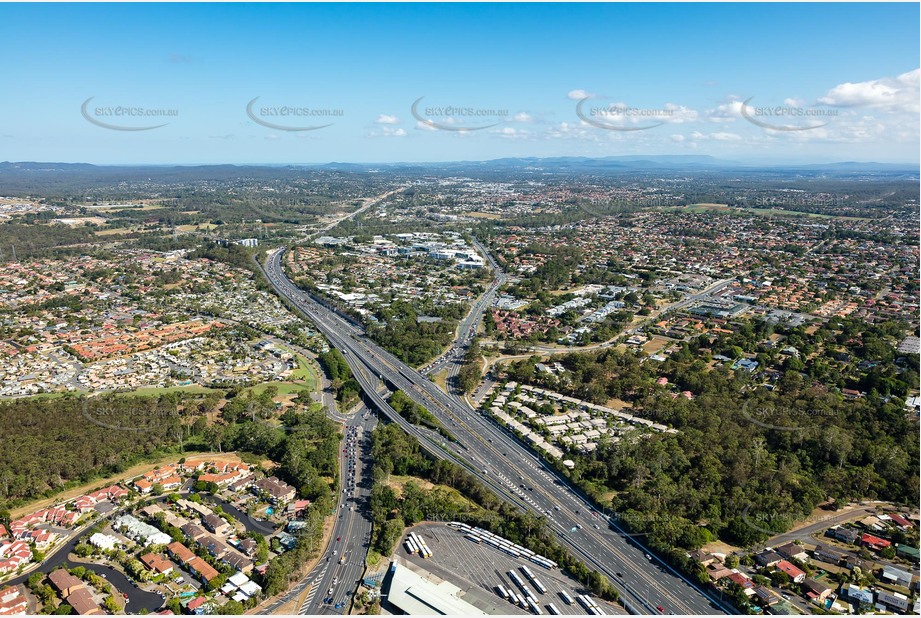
[398,523,625,615]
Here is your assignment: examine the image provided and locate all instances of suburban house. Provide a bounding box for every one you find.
[65,588,104,615]
[753,586,780,607]
[775,560,806,583]
[776,542,809,562]
[724,572,756,596]
[831,526,859,544]
[896,543,920,563]
[238,538,257,557]
[0,541,31,575]
[140,553,174,576]
[187,557,220,585]
[181,523,207,541]
[222,552,254,574]
[801,578,832,602]
[48,570,83,597]
[199,535,230,559]
[0,586,29,616]
[860,533,892,551]
[812,543,846,566]
[755,550,783,568]
[166,542,196,565]
[881,565,913,587]
[888,513,913,530]
[254,477,295,504]
[185,596,209,615]
[876,590,910,613]
[203,514,230,535]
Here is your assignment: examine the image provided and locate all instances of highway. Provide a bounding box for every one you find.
[421,237,507,392]
[261,247,734,616]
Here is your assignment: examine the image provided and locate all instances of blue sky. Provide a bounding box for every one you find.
[1,3,918,165]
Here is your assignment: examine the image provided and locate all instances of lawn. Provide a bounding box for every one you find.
[274,345,319,391]
[243,381,311,397]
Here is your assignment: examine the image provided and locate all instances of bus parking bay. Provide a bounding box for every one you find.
[397,523,624,616]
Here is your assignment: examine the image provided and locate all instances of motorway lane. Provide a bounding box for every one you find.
[259,409,375,615]
[300,411,376,615]
[262,249,709,614]
[351,344,713,615]
[262,248,731,615]
[306,307,721,616]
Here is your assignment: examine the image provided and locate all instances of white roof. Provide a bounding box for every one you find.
[228,572,250,587]
[239,581,262,596]
[387,562,486,615]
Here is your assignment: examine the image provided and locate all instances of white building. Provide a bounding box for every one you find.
[88,533,119,551]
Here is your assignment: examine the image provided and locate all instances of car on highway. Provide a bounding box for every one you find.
[656,605,664,613]
[337,536,341,541]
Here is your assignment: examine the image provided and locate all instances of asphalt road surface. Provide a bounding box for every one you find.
[261,248,733,616]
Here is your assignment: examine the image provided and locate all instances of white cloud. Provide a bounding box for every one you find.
[690,131,741,141]
[497,127,529,139]
[707,98,745,123]
[661,103,699,124]
[513,112,533,123]
[818,69,919,112]
[567,89,592,101]
[670,134,685,142]
[783,97,804,107]
[375,114,400,125]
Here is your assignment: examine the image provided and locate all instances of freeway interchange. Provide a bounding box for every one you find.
[261,247,733,616]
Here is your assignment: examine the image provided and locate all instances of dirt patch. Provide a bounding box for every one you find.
[387,475,436,496]
[701,540,741,557]
[642,336,670,354]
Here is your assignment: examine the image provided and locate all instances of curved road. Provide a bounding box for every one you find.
[261,247,734,616]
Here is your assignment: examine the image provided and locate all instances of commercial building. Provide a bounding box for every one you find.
[385,562,487,616]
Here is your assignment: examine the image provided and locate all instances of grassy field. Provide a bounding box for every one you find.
[243,381,311,397]
[124,384,220,396]
[431,369,449,393]
[274,345,319,391]
[668,203,869,221]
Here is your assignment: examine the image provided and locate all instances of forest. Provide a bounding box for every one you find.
[502,317,919,563]
[364,298,468,366]
[0,392,217,508]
